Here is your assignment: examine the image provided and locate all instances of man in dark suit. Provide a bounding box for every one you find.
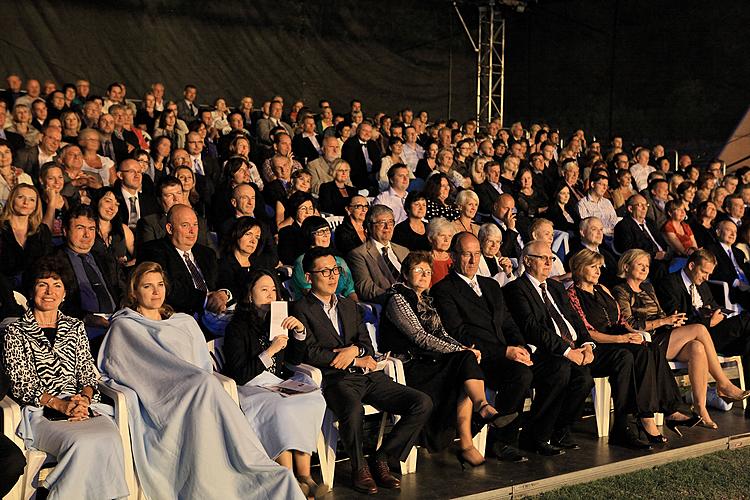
[613,194,671,279]
[109,104,140,155]
[97,113,129,164]
[15,125,61,181]
[186,131,221,192]
[487,193,526,259]
[655,249,750,416]
[643,178,669,230]
[431,232,533,463]
[138,204,229,319]
[565,217,619,286]
[504,240,650,453]
[112,159,159,229]
[176,84,199,124]
[347,205,409,303]
[135,176,214,253]
[706,220,750,309]
[0,358,26,498]
[53,204,124,333]
[292,115,322,165]
[474,160,503,215]
[290,247,431,494]
[341,121,381,192]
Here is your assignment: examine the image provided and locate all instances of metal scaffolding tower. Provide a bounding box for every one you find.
[454,1,523,128]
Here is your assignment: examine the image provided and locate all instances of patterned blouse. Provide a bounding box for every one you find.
[3,308,100,406]
[611,281,666,331]
[384,283,464,358]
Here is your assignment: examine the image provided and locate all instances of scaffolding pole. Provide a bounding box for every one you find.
[454,1,506,128]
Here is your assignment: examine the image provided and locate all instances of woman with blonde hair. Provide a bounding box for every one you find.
[98,262,304,499]
[0,139,33,208]
[612,249,750,429]
[567,249,697,443]
[0,183,51,290]
[452,190,481,236]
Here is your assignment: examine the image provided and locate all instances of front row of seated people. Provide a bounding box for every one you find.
[3,236,750,498]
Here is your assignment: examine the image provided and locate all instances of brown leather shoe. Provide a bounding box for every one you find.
[352,464,378,495]
[371,459,401,489]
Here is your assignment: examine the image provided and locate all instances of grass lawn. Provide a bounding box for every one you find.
[534,446,750,499]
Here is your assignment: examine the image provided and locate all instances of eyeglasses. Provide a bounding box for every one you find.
[298,206,314,213]
[412,267,432,276]
[309,266,342,277]
[527,254,557,263]
[312,227,331,237]
[350,203,369,210]
[372,220,395,228]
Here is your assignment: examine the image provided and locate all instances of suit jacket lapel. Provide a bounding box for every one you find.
[306,295,344,346]
[367,241,391,284]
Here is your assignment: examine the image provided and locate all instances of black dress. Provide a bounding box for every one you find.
[217,253,278,302]
[689,218,716,249]
[379,283,484,452]
[570,284,685,416]
[546,203,580,233]
[277,222,305,265]
[334,217,366,256]
[318,181,358,216]
[0,222,52,290]
[392,220,431,251]
[224,305,289,385]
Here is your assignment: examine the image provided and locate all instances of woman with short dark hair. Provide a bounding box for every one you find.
[4,257,129,499]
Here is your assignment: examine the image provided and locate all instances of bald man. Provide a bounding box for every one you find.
[138,204,230,320]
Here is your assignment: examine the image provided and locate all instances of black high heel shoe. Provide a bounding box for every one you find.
[456,447,485,470]
[636,420,668,444]
[475,403,518,430]
[664,415,702,437]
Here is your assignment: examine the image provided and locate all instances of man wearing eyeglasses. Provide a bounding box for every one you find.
[348,205,409,303]
[614,193,671,279]
[290,247,432,494]
[504,240,651,454]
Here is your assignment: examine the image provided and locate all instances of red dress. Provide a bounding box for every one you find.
[662,220,695,252]
[430,257,452,287]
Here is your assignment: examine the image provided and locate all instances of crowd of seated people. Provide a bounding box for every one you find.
[1,72,750,497]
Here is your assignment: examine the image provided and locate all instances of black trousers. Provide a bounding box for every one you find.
[481,355,534,444]
[0,434,25,497]
[323,370,432,471]
[588,344,639,432]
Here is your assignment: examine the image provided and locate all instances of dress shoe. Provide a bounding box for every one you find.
[492,443,529,463]
[296,475,329,498]
[519,440,565,456]
[717,389,750,404]
[551,429,580,450]
[609,429,652,451]
[351,464,378,495]
[456,446,486,469]
[664,414,702,437]
[371,459,401,489]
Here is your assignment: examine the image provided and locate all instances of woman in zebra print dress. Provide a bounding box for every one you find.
[3,257,128,500]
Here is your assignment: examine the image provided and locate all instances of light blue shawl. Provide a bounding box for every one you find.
[97,308,303,500]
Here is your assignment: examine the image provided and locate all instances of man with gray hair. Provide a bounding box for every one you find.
[307,135,347,196]
[565,217,618,286]
[347,204,408,302]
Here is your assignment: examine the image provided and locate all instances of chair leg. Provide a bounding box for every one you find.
[473,424,489,457]
[21,450,46,500]
[592,377,612,438]
[735,357,747,410]
[320,410,338,489]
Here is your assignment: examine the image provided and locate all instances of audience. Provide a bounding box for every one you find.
[3,79,750,495]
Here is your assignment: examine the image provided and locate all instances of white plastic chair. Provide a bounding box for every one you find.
[206,338,240,405]
[0,379,138,500]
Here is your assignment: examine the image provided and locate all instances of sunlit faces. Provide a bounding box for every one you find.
[295,200,315,224]
[134,271,167,311]
[407,260,433,293]
[34,276,65,312]
[579,262,602,285]
[306,254,340,296]
[626,254,650,282]
[237,225,262,256]
[160,184,184,211]
[167,206,199,251]
[249,274,277,306]
[454,234,482,278]
[66,215,97,254]
[98,191,120,221]
[370,212,395,243]
[481,235,502,257]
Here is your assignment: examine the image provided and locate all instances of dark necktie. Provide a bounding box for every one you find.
[539,282,574,347]
[183,252,208,292]
[381,245,400,282]
[79,254,114,313]
[129,196,138,228]
[103,140,114,159]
